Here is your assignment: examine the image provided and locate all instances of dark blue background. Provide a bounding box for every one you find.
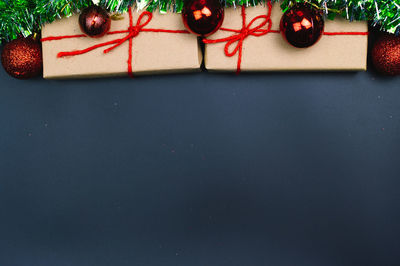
[1,43,400,265]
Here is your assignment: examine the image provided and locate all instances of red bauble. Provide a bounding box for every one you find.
[182,0,224,36]
[1,37,42,79]
[79,5,111,38]
[372,34,400,76]
[280,4,324,48]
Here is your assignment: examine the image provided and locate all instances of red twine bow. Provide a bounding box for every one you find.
[203,2,277,74]
[41,8,189,77]
[203,1,369,74]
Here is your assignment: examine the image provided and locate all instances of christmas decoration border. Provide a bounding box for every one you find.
[1,0,399,44]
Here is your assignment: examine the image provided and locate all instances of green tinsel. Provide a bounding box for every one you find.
[275,0,400,34]
[34,0,92,26]
[0,0,38,42]
[1,0,400,44]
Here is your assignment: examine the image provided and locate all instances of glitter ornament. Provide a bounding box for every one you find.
[182,0,224,36]
[79,5,111,38]
[1,37,42,79]
[372,34,400,76]
[280,4,324,48]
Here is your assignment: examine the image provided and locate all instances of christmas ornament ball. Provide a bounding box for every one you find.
[182,0,224,36]
[1,37,42,79]
[280,4,324,48]
[372,34,400,76]
[79,5,111,38]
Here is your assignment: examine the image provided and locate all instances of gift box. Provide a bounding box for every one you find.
[41,9,202,79]
[204,3,368,73]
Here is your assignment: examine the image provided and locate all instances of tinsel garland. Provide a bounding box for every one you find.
[0,0,400,44]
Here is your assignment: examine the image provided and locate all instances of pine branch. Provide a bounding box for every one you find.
[34,0,92,25]
[0,0,37,43]
[275,0,400,34]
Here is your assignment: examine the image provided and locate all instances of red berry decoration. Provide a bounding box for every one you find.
[372,34,400,76]
[182,0,224,36]
[1,37,42,79]
[79,5,111,38]
[280,4,324,48]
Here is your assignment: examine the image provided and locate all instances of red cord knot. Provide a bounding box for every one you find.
[102,11,153,54]
[129,11,153,36]
[128,26,141,37]
[203,2,273,74]
[240,28,249,36]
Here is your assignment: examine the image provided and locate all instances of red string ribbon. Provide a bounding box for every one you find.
[203,2,276,74]
[203,1,368,74]
[323,32,369,36]
[41,8,189,77]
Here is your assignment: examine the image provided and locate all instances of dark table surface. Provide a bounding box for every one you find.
[1,46,400,265]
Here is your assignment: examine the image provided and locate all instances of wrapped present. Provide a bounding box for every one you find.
[41,9,202,79]
[204,3,368,73]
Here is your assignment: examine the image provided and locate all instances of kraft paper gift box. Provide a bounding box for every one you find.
[204,3,368,72]
[41,9,202,79]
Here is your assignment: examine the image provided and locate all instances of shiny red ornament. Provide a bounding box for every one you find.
[79,5,111,38]
[372,34,400,76]
[280,4,324,48]
[1,37,42,79]
[182,0,224,36]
